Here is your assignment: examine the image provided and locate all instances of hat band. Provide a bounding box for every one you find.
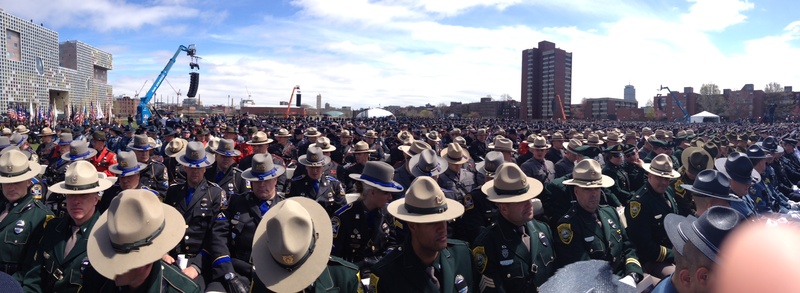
[408,149,419,156]
[405,202,448,215]
[119,164,142,177]
[185,155,210,167]
[69,151,92,160]
[416,163,439,176]
[571,178,605,186]
[446,153,463,162]
[111,220,165,253]
[253,167,278,180]
[359,174,403,190]
[65,181,100,191]
[0,167,31,178]
[493,184,530,195]
[649,166,673,176]
[275,229,317,272]
[218,150,238,156]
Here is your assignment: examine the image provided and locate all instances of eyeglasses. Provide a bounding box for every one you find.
[612,153,624,158]
[624,153,635,158]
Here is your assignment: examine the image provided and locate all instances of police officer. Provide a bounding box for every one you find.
[468,128,489,163]
[239,131,288,193]
[554,139,583,179]
[297,127,322,157]
[0,150,52,282]
[363,129,386,162]
[336,129,355,164]
[623,144,647,192]
[163,142,245,292]
[370,177,474,293]
[204,139,249,209]
[268,128,296,167]
[223,153,285,288]
[96,151,157,213]
[602,144,635,205]
[556,159,643,287]
[339,141,374,193]
[671,147,714,216]
[453,151,503,244]
[250,197,363,293]
[89,131,117,178]
[129,134,169,199]
[625,153,680,279]
[520,136,555,184]
[21,160,113,292]
[35,127,57,165]
[394,141,432,199]
[288,146,347,216]
[44,139,97,218]
[471,164,555,292]
[164,138,188,185]
[438,143,476,204]
[331,161,403,274]
[293,136,340,181]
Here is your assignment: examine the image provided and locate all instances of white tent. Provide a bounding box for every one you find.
[355,108,394,118]
[690,111,720,123]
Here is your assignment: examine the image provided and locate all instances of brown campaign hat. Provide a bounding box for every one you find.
[643,154,680,179]
[563,159,615,188]
[387,177,464,223]
[481,164,544,203]
[247,131,273,145]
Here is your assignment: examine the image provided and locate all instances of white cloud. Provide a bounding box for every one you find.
[680,0,755,31]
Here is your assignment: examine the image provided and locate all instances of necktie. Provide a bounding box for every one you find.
[426,265,440,289]
[520,226,531,252]
[185,187,196,206]
[259,201,269,215]
[313,180,319,194]
[216,171,225,182]
[0,204,10,222]
[64,226,80,256]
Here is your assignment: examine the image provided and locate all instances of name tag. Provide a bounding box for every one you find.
[584,236,595,242]
[500,260,513,266]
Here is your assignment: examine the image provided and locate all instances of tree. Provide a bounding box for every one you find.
[466,111,481,118]
[700,83,721,96]
[765,82,783,93]
[419,109,434,118]
[500,94,514,101]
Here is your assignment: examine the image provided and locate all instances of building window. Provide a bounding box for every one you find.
[6,30,21,61]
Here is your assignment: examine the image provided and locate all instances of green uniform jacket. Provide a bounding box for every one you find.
[625,183,678,264]
[0,194,52,282]
[79,260,201,293]
[370,239,476,293]
[22,212,100,293]
[554,205,643,278]
[541,174,621,227]
[602,163,634,205]
[671,169,696,216]
[623,163,646,193]
[471,217,555,293]
[251,256,363,293]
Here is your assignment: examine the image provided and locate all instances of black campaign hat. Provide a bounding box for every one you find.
[756,136,784,154]
[715,152,760,184]
[680,170,741,202]
[745,144,771,159]
[665,206,744,263]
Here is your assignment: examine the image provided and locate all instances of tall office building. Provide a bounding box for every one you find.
[624,85,636,102]
[520,41,572,120]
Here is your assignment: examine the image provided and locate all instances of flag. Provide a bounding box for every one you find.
[28,98,33,123]
[96,101,104,119]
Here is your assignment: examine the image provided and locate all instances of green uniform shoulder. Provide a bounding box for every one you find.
[328,256,359,272]
[558,206,579,224]
[161,260,201,292]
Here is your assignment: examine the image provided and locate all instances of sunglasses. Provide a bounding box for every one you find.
[612,153,624,158]
[624,153,636,158]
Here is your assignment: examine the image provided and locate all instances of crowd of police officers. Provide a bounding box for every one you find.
[1,112,800,292]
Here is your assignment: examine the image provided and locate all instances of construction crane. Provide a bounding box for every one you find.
[136,44,199,125]
[659,85,690,122]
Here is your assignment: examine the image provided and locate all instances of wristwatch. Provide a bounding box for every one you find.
[224,272,236,281]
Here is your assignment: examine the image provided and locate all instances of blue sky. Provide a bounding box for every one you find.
[2,0,800,109]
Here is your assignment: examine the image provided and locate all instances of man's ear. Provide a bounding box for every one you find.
[678,268,693,287]
[695,266,711,286]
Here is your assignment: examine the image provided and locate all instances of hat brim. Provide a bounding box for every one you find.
[252,198,333,292]
[0,164,41,184]
[49,178,113,194]
[562,175,615,188]
[242,165,286,181]
[488,145,517,153]
[274,134,292,137]
[665,214,692,256]
[305,133,322,138]
[318,146,336,152]
[642,163,681,179]
[387,197,464,223]
[481,177,544,203]
[87,201,185,279]
[714,158,760,184]
[680,184,742,202]
[129,143,158,152]
[349,173,404,193]
[755,142,784,154]
[164,145,186,157]
[108,162,148,177]
[246,139,274,146]
[176,153,216,168]
[529,143,552,150]
[213,149,242,157]
[298,155,331,167]
[351,148,376,154]
[61,149,99,161]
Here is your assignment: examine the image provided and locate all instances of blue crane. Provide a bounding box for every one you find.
[136,44,199,125]
[659,85,689,122]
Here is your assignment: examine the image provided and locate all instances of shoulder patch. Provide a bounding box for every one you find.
[394,218,404,230]
[473,246,488,273]
[292,175,306,181]
[215,212,227,221]
[370,273,380,293]
[331,216,341,238]
[629,201,641,219]
[326,175,339,182]
[463,194,474,211]
[557,223,573,245]
[31,184,43,200]
[43,214,55,228]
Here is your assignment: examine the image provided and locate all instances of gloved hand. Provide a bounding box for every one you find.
[619,275,637,288]
[793,185,799,192]
[225,274,248,293]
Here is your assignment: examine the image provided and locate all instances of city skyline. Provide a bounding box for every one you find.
[1,0,799,109]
